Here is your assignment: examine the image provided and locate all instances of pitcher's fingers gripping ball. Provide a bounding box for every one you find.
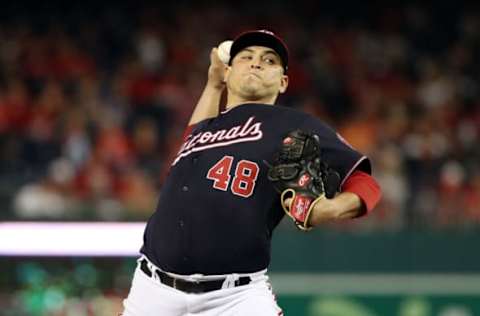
[217,40,233,64]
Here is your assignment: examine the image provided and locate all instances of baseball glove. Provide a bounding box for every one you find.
[267,130,340,231]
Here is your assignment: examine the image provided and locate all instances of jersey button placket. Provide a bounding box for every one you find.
[179,183,188,261]
[191,153,199,165]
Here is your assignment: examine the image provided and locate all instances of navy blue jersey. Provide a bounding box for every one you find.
[141,103,370,274]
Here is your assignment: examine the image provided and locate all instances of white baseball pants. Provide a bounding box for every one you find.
[122,257,283,316]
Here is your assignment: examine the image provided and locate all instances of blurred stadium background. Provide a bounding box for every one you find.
[1,1,480,315]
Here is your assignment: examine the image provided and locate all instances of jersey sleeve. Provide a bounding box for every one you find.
[303,117,372,189]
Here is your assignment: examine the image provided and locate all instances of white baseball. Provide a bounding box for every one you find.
[217,40,233,64]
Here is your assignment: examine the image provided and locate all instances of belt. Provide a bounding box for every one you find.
[140,258,251,293]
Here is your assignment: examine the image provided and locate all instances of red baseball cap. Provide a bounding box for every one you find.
[229,30,289,71]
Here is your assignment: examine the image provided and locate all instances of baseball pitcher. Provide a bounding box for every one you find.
[121,30,382,316]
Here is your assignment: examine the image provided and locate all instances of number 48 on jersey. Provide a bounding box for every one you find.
[206,156,259,198]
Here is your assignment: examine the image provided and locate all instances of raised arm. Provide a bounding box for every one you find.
[188,48,227,125]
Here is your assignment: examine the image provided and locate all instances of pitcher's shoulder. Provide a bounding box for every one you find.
[244,104,312,120]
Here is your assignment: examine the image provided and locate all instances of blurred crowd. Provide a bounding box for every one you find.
[0,2,479,230]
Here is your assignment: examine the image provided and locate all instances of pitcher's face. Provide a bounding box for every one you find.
[225,46,288,101]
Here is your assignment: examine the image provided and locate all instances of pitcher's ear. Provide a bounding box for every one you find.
[279,75,289,94]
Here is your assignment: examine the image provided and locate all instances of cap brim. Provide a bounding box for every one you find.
[229,30,289,71]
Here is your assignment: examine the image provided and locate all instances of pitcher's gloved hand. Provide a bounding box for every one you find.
[267,130,340,231]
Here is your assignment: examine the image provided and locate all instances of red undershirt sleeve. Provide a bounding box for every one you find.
[342,170,382,215]
[182,124,196,141]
